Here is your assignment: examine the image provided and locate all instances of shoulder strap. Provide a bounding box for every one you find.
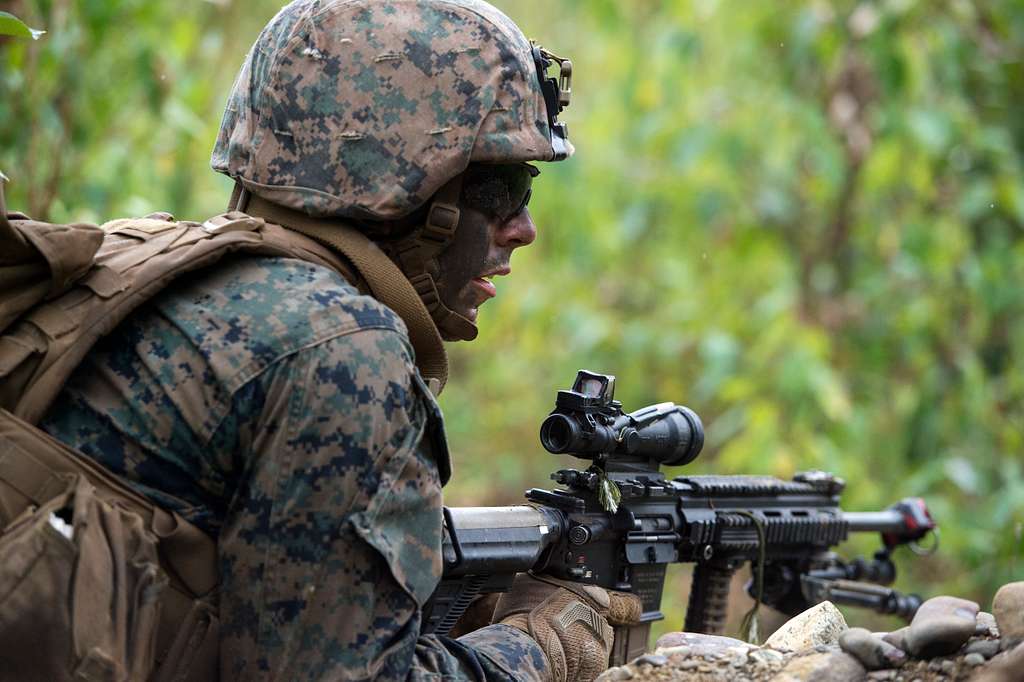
[244,195,449,393]
[0,176,105,331]
[1,211,362,422]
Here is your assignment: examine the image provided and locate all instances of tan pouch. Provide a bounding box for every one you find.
[0,474,166,682]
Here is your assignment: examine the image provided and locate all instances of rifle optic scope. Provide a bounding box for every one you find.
[539,370,704,466]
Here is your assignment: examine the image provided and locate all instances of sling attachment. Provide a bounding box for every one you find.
[241,193,450,393]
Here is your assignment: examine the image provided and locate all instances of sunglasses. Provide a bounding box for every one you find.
[460,163,540,221]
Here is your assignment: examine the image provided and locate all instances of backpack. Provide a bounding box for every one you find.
[0,178,359,681]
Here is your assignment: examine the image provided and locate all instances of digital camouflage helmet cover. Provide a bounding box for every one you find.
[211,0,573,221]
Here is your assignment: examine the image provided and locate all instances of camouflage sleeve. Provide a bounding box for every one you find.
[217,325,549,681]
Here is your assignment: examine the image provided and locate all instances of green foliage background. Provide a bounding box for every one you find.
[2,0,1022,639]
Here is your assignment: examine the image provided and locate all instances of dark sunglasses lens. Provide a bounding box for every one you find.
[462,164,535,219]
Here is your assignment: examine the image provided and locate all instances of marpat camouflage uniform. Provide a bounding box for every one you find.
[40,256,548,680]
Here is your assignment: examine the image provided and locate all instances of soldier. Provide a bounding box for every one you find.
[37,0,639,680]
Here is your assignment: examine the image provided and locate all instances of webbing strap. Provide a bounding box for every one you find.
[0,436,69,506]
[244,195,449,392]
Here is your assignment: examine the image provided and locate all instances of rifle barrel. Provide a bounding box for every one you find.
[843,510,907,534]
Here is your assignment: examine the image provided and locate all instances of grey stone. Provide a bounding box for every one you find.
[678,659,699,670]
[966,639,1002,659]
[905,595,979,658]
[965,652,986,667]
[730,649,749,667]
[764,601,849,652]
[974,641,1024,682]
[993,582,1024,641]
[634,654,667,667]
[654,631,748,658]
[839,627,907,670]
[940,659,955,674]
[653,644,691,658]
[882,627,910,653]
[596,666,633,681]
[1000,637,1022,651]
[751,648,785,665]
[977,611,1000,637]
[771,650,866,682]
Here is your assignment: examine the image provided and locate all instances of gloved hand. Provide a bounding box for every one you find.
[491,573,642,682]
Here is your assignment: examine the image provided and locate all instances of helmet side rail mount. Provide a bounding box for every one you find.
[532,43,572,161]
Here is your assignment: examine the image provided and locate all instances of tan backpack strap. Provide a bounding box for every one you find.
[244,195,449,392]
[0,433,70,506]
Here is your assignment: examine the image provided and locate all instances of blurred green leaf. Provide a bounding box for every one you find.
[0,11,44,40]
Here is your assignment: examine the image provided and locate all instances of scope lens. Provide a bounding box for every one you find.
[540,414,576,453]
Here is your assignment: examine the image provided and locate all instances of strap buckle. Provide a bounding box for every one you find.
[421,201,459,247]
[408,272,441,313]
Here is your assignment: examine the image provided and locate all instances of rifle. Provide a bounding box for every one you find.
[422,370,937,665]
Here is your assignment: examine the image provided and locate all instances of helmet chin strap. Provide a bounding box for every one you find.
[388,174,479,342]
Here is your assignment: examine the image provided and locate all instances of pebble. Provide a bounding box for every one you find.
[678,660,699,670]
[596,666,632,681]
[765,601,849,652]
[633,654,667,667]
[838,627,907,670]
[750,648,785,665]
[977,611,999,637]
[974,641,1024,682]
[965,638,1002,659]
[864,667,897,679]
[964,652,986,667]
[867,671,896,680]
[993,581,1024,641]
[653,644,691,658]
[772,650,866,682]
[905,595,979,658]
[654,631,748,658]
[940,659,955,674]
[882,626,910,653]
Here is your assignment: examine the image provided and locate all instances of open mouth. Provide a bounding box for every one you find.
[471,275,497,300]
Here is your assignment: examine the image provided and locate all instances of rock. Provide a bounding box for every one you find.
[904,595,979,658]
[838,627,907,670]
[977,611,1000,637]
[750,648,785,665]
[652,644,691,658]
[881,627,909,653]
[965,652,986,667]
[966,638,1002,659]
[764,601,849,652]
[771,650,866,682]
[974,641,1024,682]
[633,654,667,667]
[866,671,896,681]
[654,632,749,658]
[940,659,955,674]
[596,666,633,681]
[729,647,749,667]
[993,581,1024,641]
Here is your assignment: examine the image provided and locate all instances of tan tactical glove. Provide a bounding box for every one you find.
[491,573,642,682]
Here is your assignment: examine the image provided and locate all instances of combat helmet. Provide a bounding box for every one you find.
[211,0,572,340]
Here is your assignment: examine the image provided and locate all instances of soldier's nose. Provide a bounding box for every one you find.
[498,209,537,249]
